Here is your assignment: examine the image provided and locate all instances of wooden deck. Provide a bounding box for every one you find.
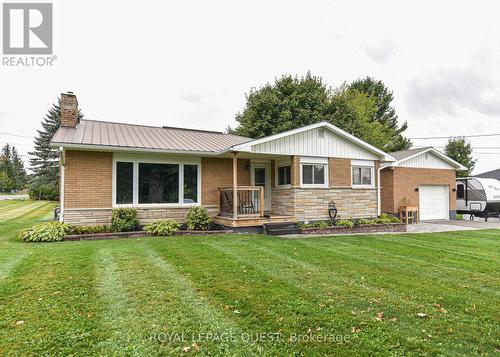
[214,214,295,228]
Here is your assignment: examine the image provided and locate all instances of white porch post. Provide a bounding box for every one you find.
[232,152,238,219]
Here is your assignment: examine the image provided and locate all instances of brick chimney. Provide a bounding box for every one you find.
[60,92,79,127]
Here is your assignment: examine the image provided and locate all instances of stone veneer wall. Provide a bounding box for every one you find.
[270,188,377,221]
[63,206,218,226]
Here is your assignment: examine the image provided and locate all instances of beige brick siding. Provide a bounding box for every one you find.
[329,158,351,187]
[64,150,112,209]
[291,156,300,187]
[64,209,112,225]
[271,187,377,221]
[380,167,456,214]
[201,157,251,206]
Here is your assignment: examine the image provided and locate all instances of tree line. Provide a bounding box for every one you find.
[0,144,27,193]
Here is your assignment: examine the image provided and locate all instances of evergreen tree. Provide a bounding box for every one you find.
[444,137,476,177]
[28,99,83,200]
[11,147,27,189]
[0,144,14,192]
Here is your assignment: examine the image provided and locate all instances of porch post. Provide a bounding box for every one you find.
[232,152,238,219]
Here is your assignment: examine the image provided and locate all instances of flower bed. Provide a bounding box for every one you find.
[301,223,406,235]
[64,229,232,241]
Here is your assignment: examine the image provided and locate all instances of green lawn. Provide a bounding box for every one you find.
[0,201,499,356]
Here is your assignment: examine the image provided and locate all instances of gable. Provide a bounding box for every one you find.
[397,151,456,169]
[248,127,379,160]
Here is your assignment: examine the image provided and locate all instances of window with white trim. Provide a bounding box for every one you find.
[114,160,200,206]
[352,166,373,186]
[301,163,327,186]
[277,165,291,186]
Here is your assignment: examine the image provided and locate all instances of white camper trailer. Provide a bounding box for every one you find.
[456,177,500,220]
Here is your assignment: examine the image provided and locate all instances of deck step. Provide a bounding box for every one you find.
[264,223,301,236]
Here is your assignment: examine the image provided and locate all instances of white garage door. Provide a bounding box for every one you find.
[419,185,449,220]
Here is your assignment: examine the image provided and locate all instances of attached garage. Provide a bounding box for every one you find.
[418,185,449,220]
[380,147,466,221]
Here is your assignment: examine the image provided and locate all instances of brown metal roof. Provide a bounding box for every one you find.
[389,147,431,161]
[51,119,252,153]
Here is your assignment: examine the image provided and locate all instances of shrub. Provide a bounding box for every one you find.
[144,220,180,236]
[335,219,354,228]
[186,206,212,230]
[111,208,139,232]
[69,225,113,235]
[375,213,401,224]
[28,183,59,201]
[19,221,71,242]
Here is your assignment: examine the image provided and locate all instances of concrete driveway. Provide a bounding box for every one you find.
[407,218,500,233]
[0,194,29,200]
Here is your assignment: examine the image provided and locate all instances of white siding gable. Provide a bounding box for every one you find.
[398,152,455,169]
[250,127,379,160]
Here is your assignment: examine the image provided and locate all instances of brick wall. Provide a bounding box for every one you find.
[64,150,113,209]
[291,156,300,187]
[271,188,294,215]
[329,158,351,187]
[380,167,456,214]
[201,157,251,206]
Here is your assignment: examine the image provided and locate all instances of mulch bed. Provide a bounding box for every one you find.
[64,229,232,241]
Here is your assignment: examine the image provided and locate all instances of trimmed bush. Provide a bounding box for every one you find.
[69,225,113,235]
[335,219,354,228]
[375,213,401,224]
[186,206,212,230]
[111,208,139,232]
[297,221,330,229]
[19,221,71,242]
[144,220,180,236]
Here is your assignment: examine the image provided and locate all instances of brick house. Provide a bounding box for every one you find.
[50,92,464,227]
[380,147,466,220]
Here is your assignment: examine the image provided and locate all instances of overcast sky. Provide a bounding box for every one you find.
[1,0,499,173]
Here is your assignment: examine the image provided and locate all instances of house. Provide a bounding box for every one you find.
[380,147,466,220]
[50,92,464,228]
[476,168,500,181]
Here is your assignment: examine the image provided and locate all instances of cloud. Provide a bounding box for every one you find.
[406,45,500,118]
[361,38,398,64]
[180,92,204,103]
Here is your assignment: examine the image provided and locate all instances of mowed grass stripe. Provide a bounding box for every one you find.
[151,238,365,356]
[0,201,51,221]
[0,243,101,356]
[93,241,260,355]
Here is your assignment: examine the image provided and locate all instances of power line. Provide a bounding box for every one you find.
[410,133,500,140]
[0,131,34,139]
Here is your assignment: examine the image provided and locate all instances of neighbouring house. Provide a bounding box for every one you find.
[50,92,464,228]
[476,168,500,181]
[380,147,466,220]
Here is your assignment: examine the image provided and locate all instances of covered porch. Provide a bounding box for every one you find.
[213,152,295,227]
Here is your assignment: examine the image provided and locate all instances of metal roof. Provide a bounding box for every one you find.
[388,147,431,161]
[476,168,500,180]
[51,119,252,153]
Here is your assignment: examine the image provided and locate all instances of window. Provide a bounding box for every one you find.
[352,166,372,186]
[302,164,326,185]
[183,165,198,203]
[457,184,465,199]
[116,162,133,204]
[278,165,291,186]
[139,163,179,204]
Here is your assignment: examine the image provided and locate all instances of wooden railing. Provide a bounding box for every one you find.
[218,186,265,218]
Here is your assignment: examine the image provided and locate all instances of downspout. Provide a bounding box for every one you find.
[377,165,384,216]
[59,147,65,222]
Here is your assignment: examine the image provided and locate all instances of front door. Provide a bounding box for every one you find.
[252,164,271,212]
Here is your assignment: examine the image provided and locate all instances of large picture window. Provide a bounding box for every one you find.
[277,165,291,186]
[302,164,326,185]
[352,166,372,186]
[116,162,133,204]
[114,159,200,206]
[139,163,179,204]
